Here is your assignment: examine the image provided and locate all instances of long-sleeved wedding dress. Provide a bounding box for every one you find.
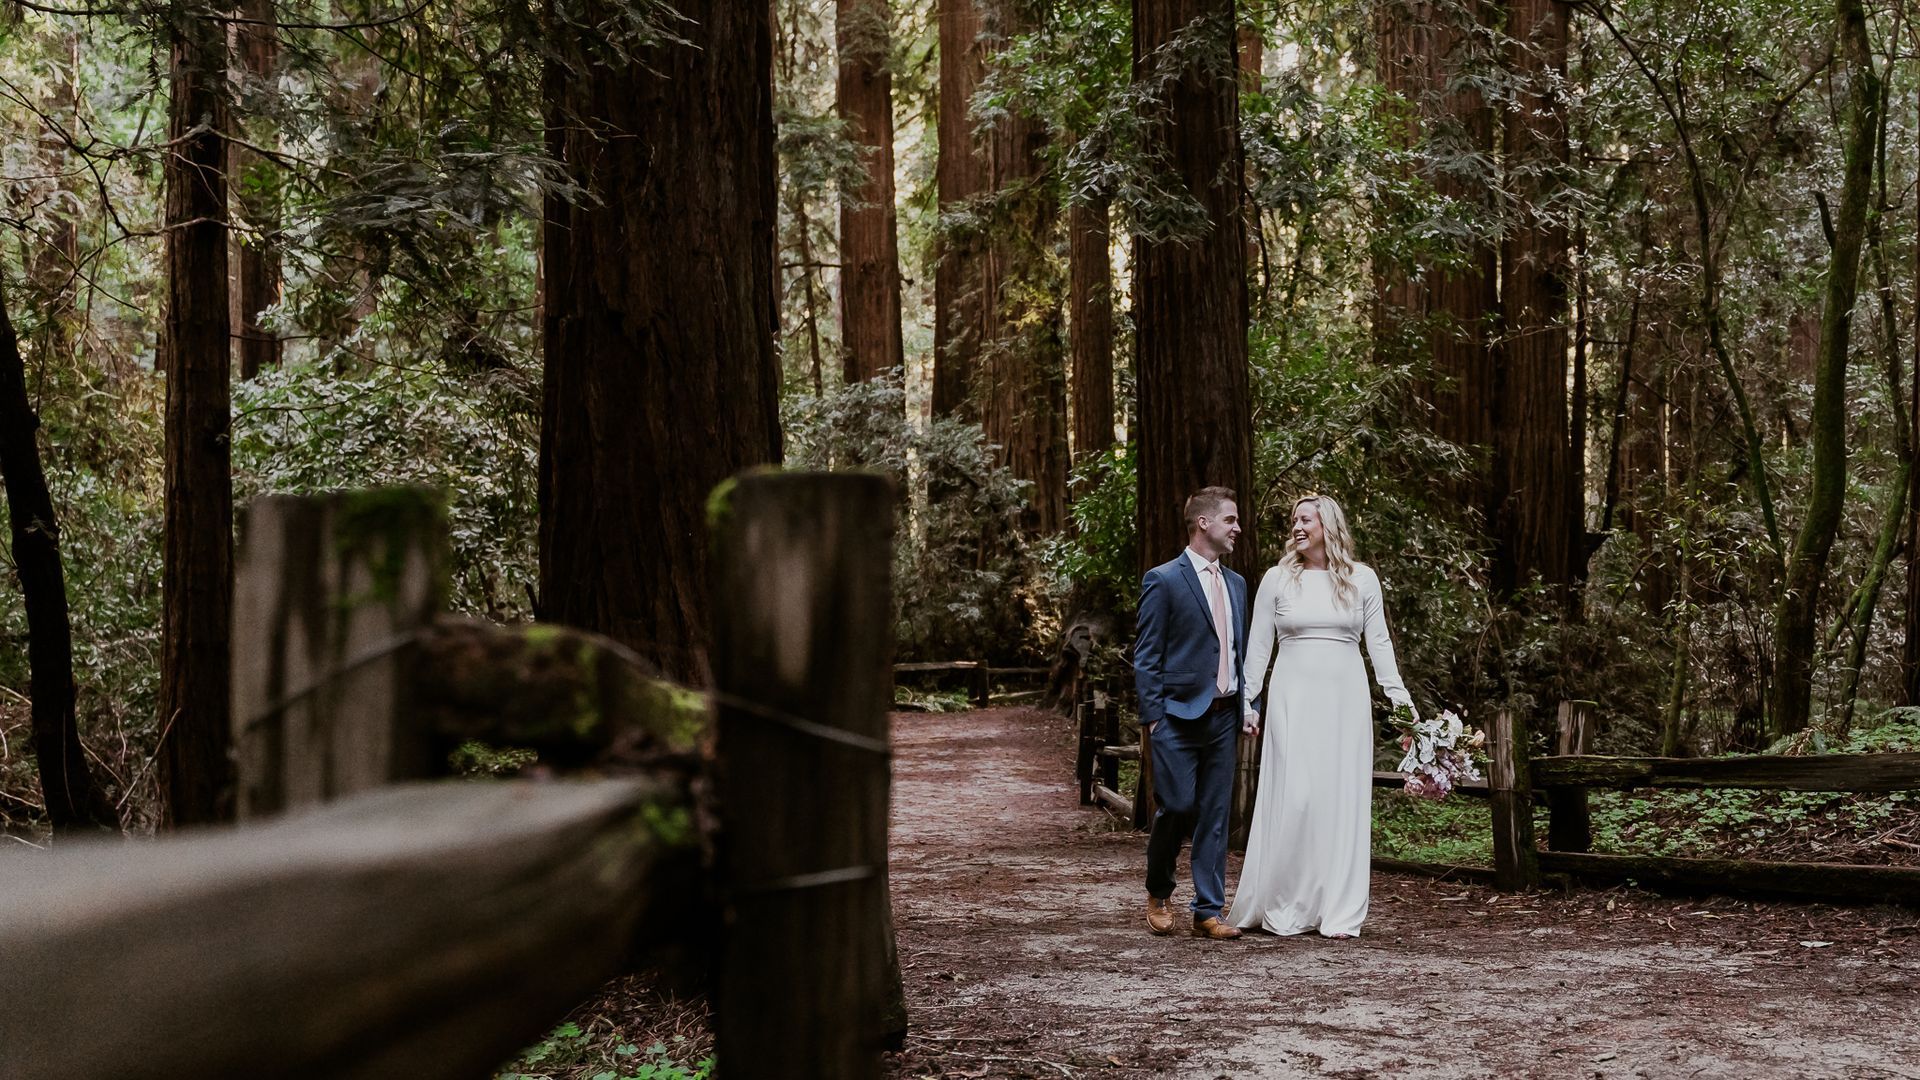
[1226,564,1411,937]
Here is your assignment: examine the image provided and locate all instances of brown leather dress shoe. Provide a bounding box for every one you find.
[1192,915,1243,940]
[1147,897,1176,936]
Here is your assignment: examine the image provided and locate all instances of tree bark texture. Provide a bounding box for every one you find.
[234,0,281,379]
[1131,0,1256,575]
[0,283,116,834]
[933,0,989,418]
[1069,197,1115,463]
[1770,0,1878,736]
[1373,0,1498,513]
[980,0,1068,534]
[1494,0,1578,601]
[158,3,235,826]
[836,0,905,384]
[934,0,1069,531]
[539,0,784,686]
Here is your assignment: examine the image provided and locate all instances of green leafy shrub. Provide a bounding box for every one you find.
[784,373,1049,663]
[231,359,540,622]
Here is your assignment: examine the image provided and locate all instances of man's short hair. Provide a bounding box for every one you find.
[1184,486,1238,534]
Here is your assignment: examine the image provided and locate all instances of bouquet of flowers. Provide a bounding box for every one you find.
[1390,704,1484,799]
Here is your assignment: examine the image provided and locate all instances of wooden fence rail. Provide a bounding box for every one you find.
[1489,705,1920,906]
[0,474,905,1079]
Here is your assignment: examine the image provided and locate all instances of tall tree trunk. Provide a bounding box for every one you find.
[1904,58,1920,709]
[234,0,281,379]
[979,1,1067,534]
[1832,68,1908,734]
[1374,0,1498,517]
[1770,0,1879,737]
[1069,197,1114,463]
[1132,0,1255,575]
[158,0,235,826]
[931,1,1068,529]
[539,0,783,686]
[836,0,905,384]
[0,282,117,834]
[1494,0,1576,602]
[933,0,989,418]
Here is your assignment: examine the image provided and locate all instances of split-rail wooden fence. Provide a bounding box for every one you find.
[0,472,906,1079]
[1081,694,1920,908]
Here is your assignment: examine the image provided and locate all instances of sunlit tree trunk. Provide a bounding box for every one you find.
[933,0,988,418]
[1132,0,1255,575]
[836,0,905,384]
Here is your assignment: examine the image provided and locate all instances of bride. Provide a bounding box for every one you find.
[1226,494,1414,938]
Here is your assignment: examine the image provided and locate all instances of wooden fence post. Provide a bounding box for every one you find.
[1486,709,1540,890]
[1230,724,1260,851]
[1076,697,1097,805]
[710,472,904,1075]
[230,490,446,820]
[1133,720,1155,831]
[1547,700,1594,853]
[1100,695,1120,792]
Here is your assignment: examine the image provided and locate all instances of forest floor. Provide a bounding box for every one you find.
[885,707,1920,1079]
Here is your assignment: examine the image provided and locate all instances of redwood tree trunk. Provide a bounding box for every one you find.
[0,283,116,834]
[934,0,1067,530]
[836,0,905,384]
[1374,0,1498,516]
[1069,197,1114,463]
[1494,0,1577,601]
[933,0,988,418]
[979,0,1067,534]
[1132,0,1255,575]
[234,0,281,379]
[1771,0,1878,735]
[540,0,783,686]
[158,0,235,826]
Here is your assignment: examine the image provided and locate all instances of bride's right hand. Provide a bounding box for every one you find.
[1241,711,1260,736]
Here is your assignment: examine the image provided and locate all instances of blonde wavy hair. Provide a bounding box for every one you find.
[1276,494,1360,608]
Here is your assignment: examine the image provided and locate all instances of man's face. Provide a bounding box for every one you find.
[1198,500,1241,556]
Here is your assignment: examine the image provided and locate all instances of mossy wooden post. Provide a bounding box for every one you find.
[1486,708,1539,890]
[1547,700,1594,853]
[230,489,446,820]
[710,472,905,1074]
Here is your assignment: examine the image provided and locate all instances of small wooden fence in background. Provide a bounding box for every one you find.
[893,661,1051,709]
[0,473,906,1079]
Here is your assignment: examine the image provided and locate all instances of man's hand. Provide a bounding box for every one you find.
[1241,710,1260,736]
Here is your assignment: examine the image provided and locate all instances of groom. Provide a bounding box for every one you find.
[1134,486,1248,940]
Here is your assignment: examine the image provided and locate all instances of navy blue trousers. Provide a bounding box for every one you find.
[1145,696,1239,920]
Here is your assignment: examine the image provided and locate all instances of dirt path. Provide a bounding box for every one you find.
[884,707,1920,1079]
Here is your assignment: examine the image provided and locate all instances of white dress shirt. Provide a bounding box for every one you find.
[1185,547,1238,694]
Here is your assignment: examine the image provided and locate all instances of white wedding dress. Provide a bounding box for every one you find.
[1226,564,1411,937]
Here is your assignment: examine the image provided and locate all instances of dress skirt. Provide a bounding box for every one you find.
[1226,637,1374,937]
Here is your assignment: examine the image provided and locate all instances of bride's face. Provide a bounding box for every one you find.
[1290,502,1325,558]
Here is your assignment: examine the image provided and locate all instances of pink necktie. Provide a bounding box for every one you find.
[1206,565,1231,694]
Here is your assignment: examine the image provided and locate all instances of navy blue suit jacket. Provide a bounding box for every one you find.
[1134,553,1250,729]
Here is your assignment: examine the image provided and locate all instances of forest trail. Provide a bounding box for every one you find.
[885,708,1920,1079]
